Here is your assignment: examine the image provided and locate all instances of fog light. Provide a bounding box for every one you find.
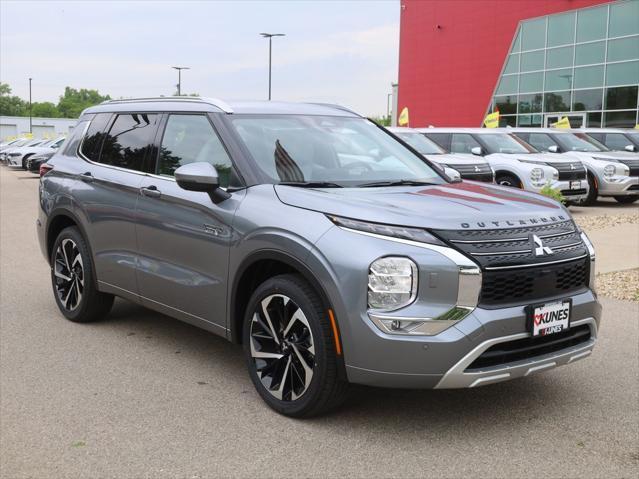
[368,257,417,311]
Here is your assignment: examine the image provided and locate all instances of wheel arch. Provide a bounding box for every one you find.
[494,170,523,188]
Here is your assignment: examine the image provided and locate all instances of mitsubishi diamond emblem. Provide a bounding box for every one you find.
[474,165,480,172]
[570,163,576,170]
[532,234,553,257]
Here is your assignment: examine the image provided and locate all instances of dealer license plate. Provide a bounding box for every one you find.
[570,180,582,190]
[528,300,571,337]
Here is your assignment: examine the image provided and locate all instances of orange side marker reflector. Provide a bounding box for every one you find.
[328,309,342,356]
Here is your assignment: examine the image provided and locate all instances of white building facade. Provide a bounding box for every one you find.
[0,116,78,140]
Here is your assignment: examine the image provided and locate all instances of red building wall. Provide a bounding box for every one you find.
[398,0,609,127]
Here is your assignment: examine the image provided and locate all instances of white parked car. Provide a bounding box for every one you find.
[0,138,28,151]
[4,137,66,169]
[510,128,638,205]
[420,128,589,203]
[579,128,639,153]
[0,138,47,164]
[387,127,494,182]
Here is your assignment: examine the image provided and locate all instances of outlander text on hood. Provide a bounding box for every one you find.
[37,98,601,417]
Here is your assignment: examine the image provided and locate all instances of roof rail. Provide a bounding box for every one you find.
[305,102,361,117]
[100,96,234,113]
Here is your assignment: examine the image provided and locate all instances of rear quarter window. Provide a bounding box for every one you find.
[80,113,112,161]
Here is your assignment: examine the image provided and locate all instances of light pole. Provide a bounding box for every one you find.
[260,33,285,100]
[28,78,32,134]
[387,93,392,120]
[172,66,190,96]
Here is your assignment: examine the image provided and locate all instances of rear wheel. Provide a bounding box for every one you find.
[613,195,638,204]
[51,227,114,322]
[496,173,522,189]
[243,274,348,417]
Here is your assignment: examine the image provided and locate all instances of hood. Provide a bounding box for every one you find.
[275,182,568,231]
[583,150,639,160]
[425,153,489,165]
[488,152,575,164]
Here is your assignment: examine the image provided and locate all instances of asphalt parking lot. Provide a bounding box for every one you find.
[1,167,637,479]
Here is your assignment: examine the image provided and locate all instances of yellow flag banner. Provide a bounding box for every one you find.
[551,116,571,129]
[483,111,499,128]
[398,107,409,126]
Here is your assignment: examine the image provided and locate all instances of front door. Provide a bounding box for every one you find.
[543,113,586,128]
[135,113,241,333]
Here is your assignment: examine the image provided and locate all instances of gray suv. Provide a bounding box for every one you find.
[38,98,601,417]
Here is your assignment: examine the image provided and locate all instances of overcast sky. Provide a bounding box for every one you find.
[1,0,399,116]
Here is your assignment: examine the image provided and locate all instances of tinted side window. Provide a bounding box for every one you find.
[450,134,481,154]
[99,113,158,171]
[588,133,605,143]
[63,120,90,156]
[80,113,111,161]
[528,133,556,151]
[605,133,632,150]
[515,133,530,143]
[158,114,233,187]
[424,133,451,150]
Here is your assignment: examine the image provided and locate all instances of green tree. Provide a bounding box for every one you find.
[57,87,111,118]
[0,82,28,116]
[31,102,61,118]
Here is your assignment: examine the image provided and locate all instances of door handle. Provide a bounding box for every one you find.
[140,185,161,198]
[79,172,94,183]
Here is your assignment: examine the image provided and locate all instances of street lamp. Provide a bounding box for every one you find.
[387,93,392,119]
[172,66,190,96]
[259,33,285,100]
[28,78,32,134]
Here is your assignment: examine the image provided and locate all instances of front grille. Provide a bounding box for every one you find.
[466,324,591,370]
[618,159,639,177]
[433,221,590,306]
[447,163,493,182]
[561,188,587,197]
[629,184,639,191]
[545,161,587,180]
[480,258,589,305]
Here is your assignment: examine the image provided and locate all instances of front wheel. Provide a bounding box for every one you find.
[243,274,348,417]
[613,195,638,204]
[581,174,598,206]
[496,173,522,188]
[51,227,114,322]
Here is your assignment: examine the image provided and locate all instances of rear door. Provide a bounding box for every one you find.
[75,112,160,295]
[135,113,242,332]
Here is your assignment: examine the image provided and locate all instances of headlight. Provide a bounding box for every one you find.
[580,231,596,293]
[530,167,544,182]
[368,257,417,311]
[552,169,559,180]
[328,215,445,245]
[603,164,616,178]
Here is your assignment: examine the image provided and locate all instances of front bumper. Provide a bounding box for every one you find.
[7,156,23,167]
[526,178,589,201]
[597,175,639,196]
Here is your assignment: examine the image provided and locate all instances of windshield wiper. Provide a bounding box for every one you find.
[279,181,344,188]
[357,179,436,188]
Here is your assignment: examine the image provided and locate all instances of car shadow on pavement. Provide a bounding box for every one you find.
[94,298,574,430]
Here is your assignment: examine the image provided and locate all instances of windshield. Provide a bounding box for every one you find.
[394,131,446,154]
[230,115,445,187]
[554,133,606,152]
[627,131,639,146]
[478,133,536,154]
[573,133,609,151]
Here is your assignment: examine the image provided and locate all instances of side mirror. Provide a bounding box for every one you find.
[175,162,230,204]
[471,146,483,156]
[548,145,559,153]
[625,144,636,152]
[443,166,462,182]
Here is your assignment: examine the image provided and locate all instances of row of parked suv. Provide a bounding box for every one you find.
[390,127,639,205]
[0,136,67,172]
[31,97,617,417]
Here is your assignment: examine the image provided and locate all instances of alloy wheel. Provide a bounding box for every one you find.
[249,294,315,401]
[54,238,84,311]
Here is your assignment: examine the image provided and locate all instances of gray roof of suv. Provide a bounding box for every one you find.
[82,97,360,117]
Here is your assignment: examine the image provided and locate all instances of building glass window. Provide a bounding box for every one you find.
[605,86,639,109]
[519,72,543,93]
[608,0,639,37]
[547,46,573,69]
[608,36,639,62]
[606,61,639,86]
[521,18,546,51]
[575,41,606,66]
[545,69,573,91]
[576,5,608,43]
[521,50,545,72]
[604,110,637,128]
[573,88,603,111]
[489,2,638,129]
[544,91,571,112]
[574,65,605,89]
[547,11,575,47]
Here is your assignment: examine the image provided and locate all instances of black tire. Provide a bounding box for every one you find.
[242,274,349,418]
[496,173,522,189]
[581,174,598,206]
[21,154,32,170]
[613,195,638,204]
[50,226,114,322]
